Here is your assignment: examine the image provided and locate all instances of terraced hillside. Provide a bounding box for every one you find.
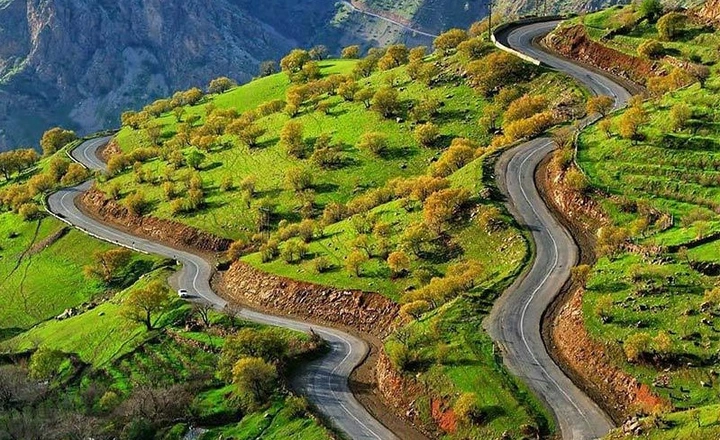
[542,4,720,438]
[91,31,591,437]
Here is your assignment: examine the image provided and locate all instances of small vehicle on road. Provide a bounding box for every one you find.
[178,289,190,298]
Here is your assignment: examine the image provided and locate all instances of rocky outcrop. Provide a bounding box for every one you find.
[544,25,661,85]
[697,0,720,25]
[217,261,399,338]
[79,187,231,253]
[0,0,300,151]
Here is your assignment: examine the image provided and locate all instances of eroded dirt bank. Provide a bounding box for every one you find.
[537,156,668,422]
[544,25,660,86]
[80,188,232,253]
[78,188,429,438]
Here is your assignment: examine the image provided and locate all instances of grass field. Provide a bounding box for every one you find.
[605,404,720,439]
[88,38,591,437]
[570,4,720,427]
[0,211,158,335]
[0,269,177,367]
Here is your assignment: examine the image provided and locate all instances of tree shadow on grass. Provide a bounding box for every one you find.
[381,146,416,161]
[314,182,340,194]
[202,162,223,172]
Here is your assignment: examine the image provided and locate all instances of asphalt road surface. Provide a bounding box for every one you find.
[48,138,399,440]
[485,20,632,440]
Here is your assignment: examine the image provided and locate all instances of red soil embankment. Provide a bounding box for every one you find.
[538,159,669,421]
[544,25,661,86]
[216,261,398,338]
[80,188,232,254]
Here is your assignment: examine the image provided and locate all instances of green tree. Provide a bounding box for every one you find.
[637,39,664,59]
[28,348,65,380]
[219,329,288,381]
[280,120,307,158]
[285,166,313,192]
[433,29,469,54]
[346,250,369,277]
[40,127,77,157]
[341,45,361,59]
[657,12,685,40]
[232,357,278,408]
[120,280,172,331]
[371,87,401,118]
[208,76,237,94]
[84,248,132,284]
[638,0,663,22]
[186,149,206,170]
[357,132,389,157]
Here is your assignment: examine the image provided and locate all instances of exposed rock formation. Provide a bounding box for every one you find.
[80,187,232,253]
[217,260,399,338]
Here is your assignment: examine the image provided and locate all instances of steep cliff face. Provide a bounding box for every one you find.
[0,0,300,150]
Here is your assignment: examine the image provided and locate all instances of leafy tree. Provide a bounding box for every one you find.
[355,88,375,109]
[237,123,266,148]
[378,44,409,70]
[414,122,440,148]
[280,120,307,158]
[259,60,279,77]
[84,248,132,284]
[410,96,440,123]
[18,203,41,221]
[457,37,490,60]
[124,191,149,216]
[637,0,663,22]
[280,49,311,78]
[637,39,664,59]
[624,332,651,363]
[430,139,476,177]
[219,329,288,381]
[657,12,685,40]
[185,149,206,170]
[372,87,401,118]
[593,294,614,322]
[0,149,39,181]
[467,52,530,97]
[618,106,647,142]
[409,46,427,62]
[346,250,369,276]
[387,251,411,277]
[208,76,237,94]
[357,132,389,157]
[668,102,692,132]
[454,393,483,425]
[504,94,548,123]
[598,118,613,138]
[28,348,65,380]
[120,280,172,331]
[400,300,430,319]
[423,188,471,233]
[285,166,313,192]
[232,357,278,408]
[60,163,89,186]
[341,45,361,59]
[433,29,469,54]
[309,45,329,60]
[586,95,614,117]
[40,127,77,157]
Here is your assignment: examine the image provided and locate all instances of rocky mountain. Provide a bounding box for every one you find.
[0,0,668,151]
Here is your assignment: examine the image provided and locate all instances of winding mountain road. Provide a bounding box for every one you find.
[47,138,399,440]
[44,19,633,440]
[486,20,632,440]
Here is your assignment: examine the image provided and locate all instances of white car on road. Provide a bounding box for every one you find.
[178,289,190,298]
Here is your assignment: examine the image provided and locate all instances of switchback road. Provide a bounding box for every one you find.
[486,20,632,440]
[47,138,399,440]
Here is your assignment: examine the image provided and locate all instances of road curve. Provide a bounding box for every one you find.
[485,20,632,440]
[339,1,439,38]
[47,138,399,440]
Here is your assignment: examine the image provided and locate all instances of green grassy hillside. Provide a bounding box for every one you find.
[99,31,591,437]
[556,4,720,438]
